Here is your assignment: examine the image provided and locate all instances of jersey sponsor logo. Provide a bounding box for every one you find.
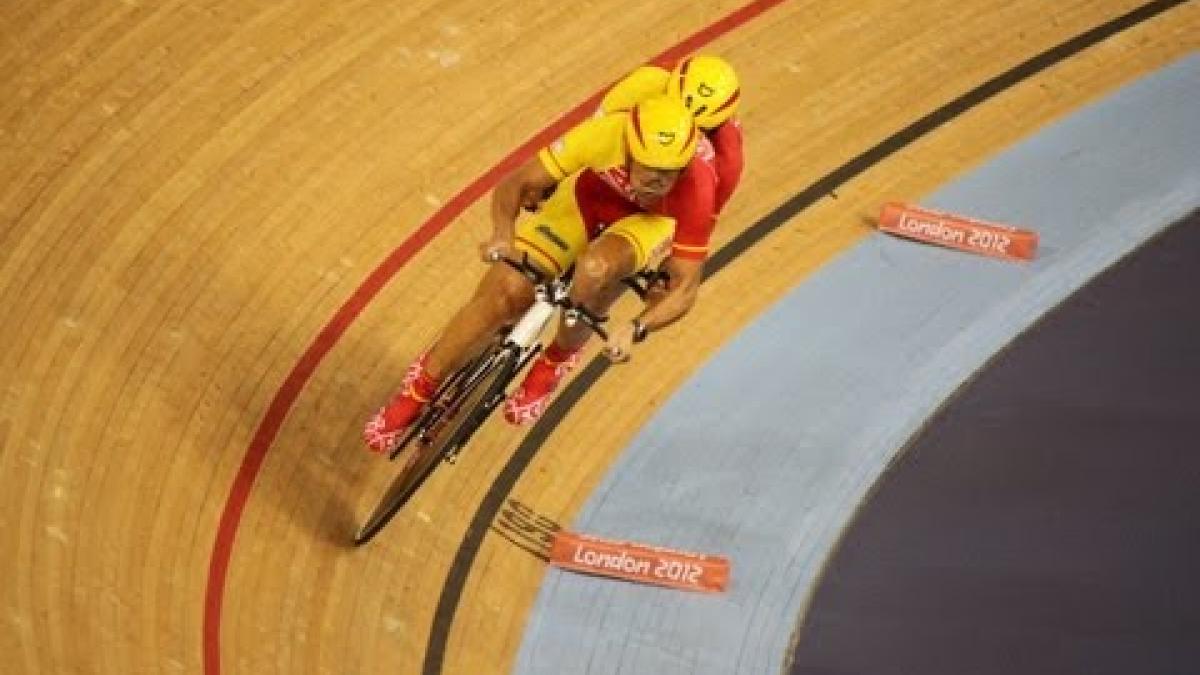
[535,224,571,252]
[599,166,638,202]
[655,130,677,146]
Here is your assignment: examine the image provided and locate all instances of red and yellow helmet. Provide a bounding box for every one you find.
[624,95,699,170]
[667,55,740,129]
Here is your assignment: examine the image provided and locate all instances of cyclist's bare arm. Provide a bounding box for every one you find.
[484,157,557,260]
[602,255,702,362]
[637,255,704,332]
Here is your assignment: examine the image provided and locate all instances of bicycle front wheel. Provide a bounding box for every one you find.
[353,344,521,546]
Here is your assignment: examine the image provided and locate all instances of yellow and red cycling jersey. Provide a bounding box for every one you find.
[600,65,672,114]
[537,114,628,182]
[600,63,744,216]
[537,110,719,261]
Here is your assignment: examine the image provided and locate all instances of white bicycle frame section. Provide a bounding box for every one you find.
[492,253,612,360]
[505,278,579,355]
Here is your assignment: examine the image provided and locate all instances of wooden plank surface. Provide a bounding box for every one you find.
[1,1,1195,673]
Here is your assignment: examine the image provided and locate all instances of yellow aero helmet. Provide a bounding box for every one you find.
[625,95,699,171]
[668,55,740,129]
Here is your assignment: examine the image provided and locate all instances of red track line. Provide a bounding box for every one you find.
[202,2,788,672]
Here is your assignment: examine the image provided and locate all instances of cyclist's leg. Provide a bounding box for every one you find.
[365,173,591,450]
[363,260,540,452]
[510,174,589,282]
[423,263,537,381]
[421,171,590,381]
[553,212,675,351]
[504,212,673,426]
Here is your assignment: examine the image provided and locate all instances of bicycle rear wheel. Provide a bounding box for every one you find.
[353,344,521,546]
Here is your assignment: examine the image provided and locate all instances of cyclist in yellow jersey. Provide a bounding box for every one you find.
[364,96,711,450]
[599,65,675,116]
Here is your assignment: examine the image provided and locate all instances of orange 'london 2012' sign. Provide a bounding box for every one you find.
[878,202,1038,261]
[549,531,729,593]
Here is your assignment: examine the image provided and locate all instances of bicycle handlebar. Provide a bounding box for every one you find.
[561,300,609,341]
[492,253,611,341]
[491,252,668,298]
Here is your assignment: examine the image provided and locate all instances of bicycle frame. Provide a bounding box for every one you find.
[506,282,563,354]
[502,253,614,341]
[397,254,644,457]
[354,254,659,543]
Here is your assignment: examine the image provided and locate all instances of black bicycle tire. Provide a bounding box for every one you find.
[353,345,521,545]
[387,351,476,460]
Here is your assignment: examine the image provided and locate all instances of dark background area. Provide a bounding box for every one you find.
[791,210,1200,675]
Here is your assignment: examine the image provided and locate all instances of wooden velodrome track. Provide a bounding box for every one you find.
[2,0,1196,673]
